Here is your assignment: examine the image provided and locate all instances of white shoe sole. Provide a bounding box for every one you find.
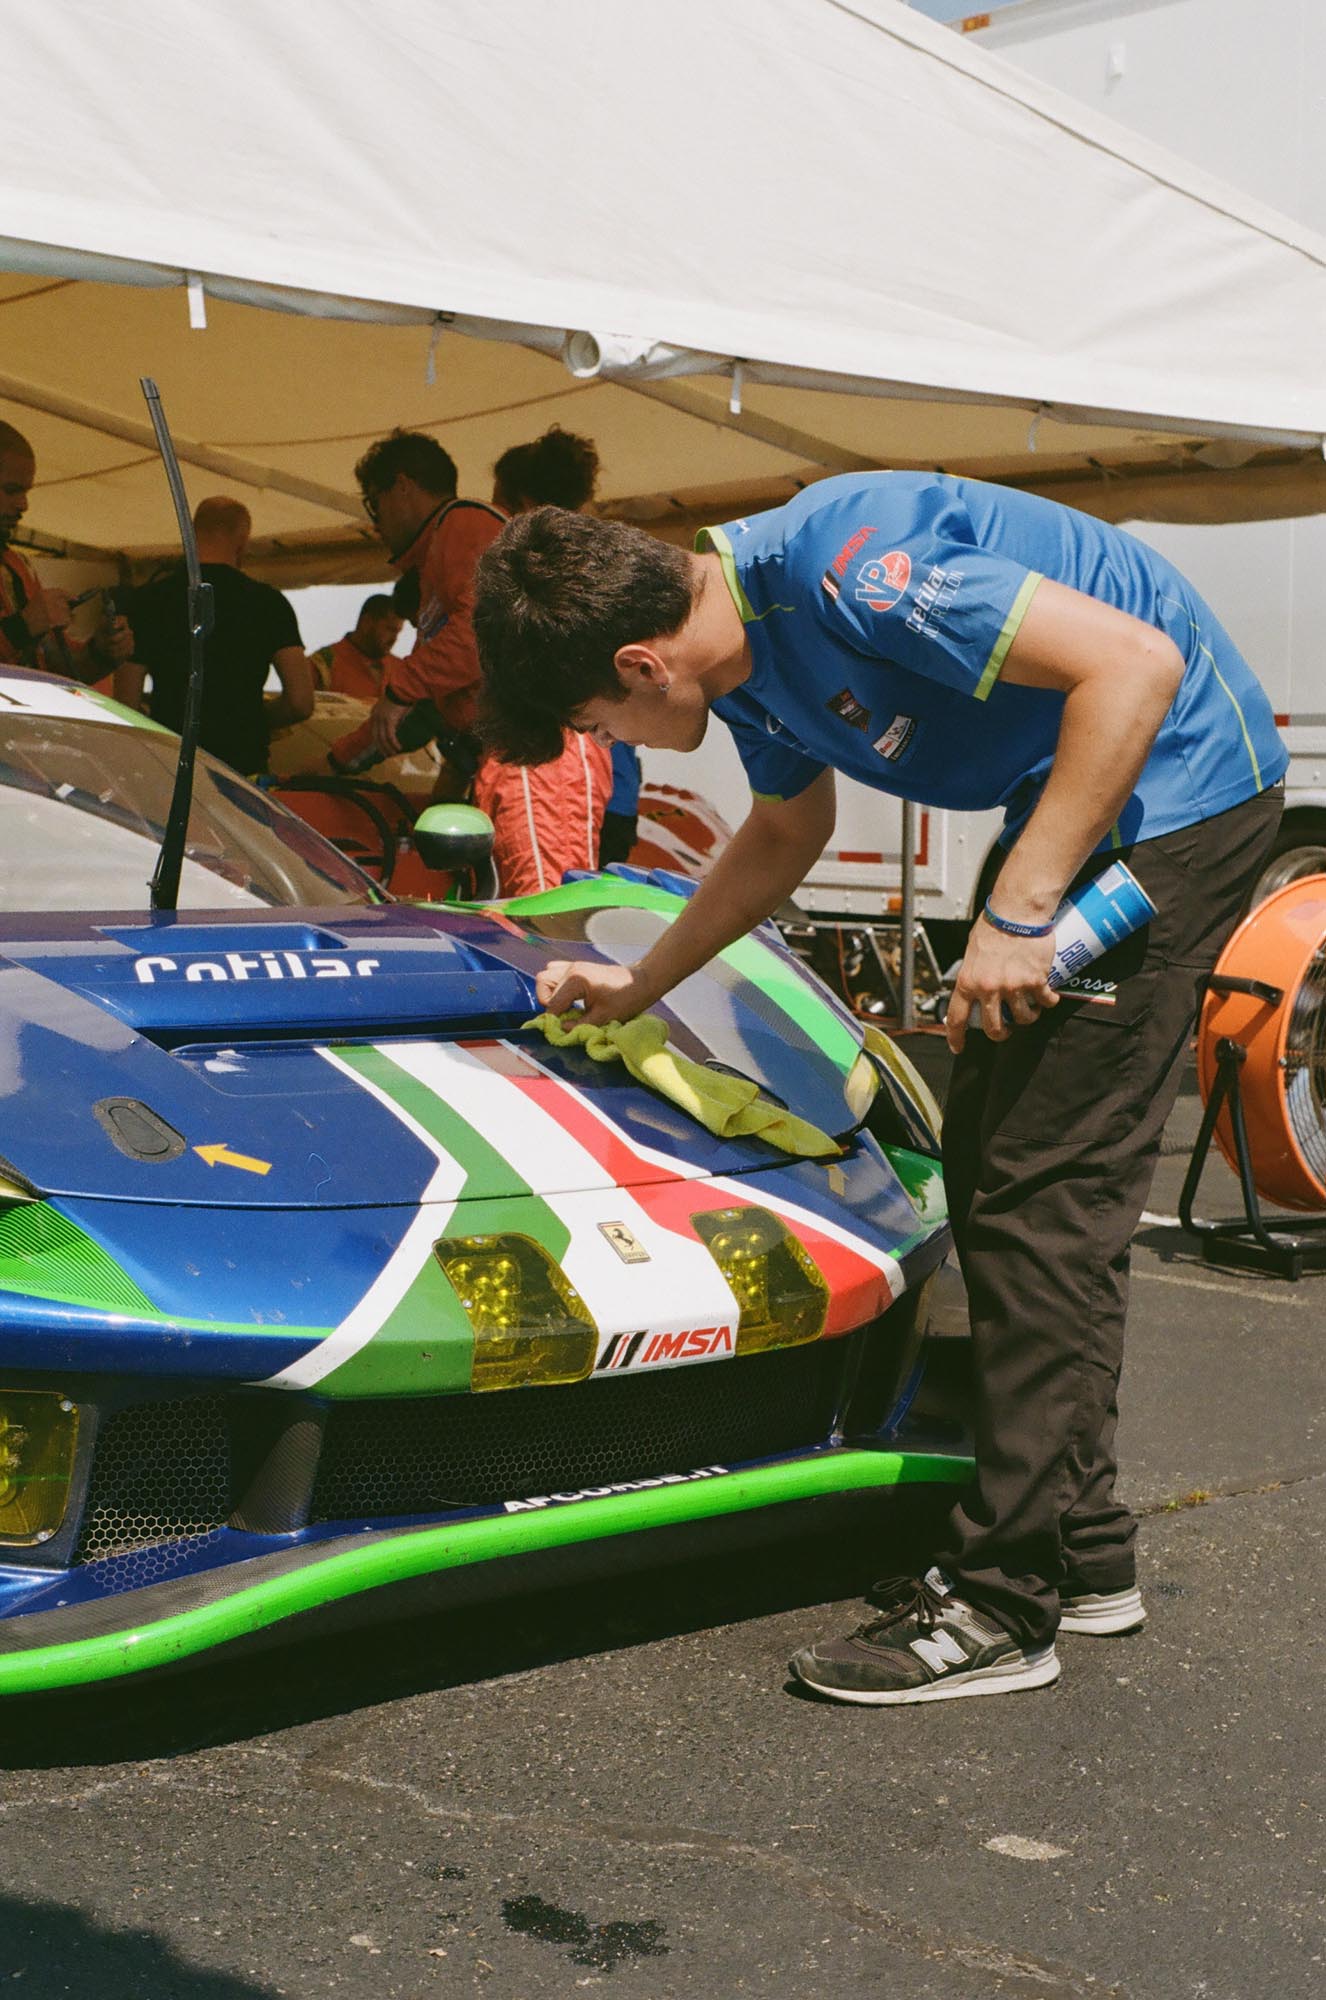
[1058,1588,1146,1636]
[792,1646,1060,1706]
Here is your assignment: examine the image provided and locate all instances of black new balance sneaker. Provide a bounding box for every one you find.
[790,1569,1060,1706]
[1058,1585,1146,1635]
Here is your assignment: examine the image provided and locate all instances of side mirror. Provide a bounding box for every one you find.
[414,802,495,875]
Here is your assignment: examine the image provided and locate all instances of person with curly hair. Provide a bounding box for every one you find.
[474,429,612,895]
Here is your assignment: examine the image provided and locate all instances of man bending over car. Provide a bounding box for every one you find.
[471,473,1284,1709]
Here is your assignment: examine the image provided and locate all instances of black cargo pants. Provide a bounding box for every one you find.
[937,784,1283,1651]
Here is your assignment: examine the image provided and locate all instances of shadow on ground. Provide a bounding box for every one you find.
[0,1894,279,1998]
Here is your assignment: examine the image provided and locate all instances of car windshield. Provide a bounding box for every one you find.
[0,706,378,912]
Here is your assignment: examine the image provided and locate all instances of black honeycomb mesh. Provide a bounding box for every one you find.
[74,1396,231,1564]
[311,1340,847,1522]
[68,1343,850,1565]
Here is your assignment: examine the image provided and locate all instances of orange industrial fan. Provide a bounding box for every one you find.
[1181,875,1326,1276]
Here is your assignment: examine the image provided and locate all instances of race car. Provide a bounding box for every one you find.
[0,668,966,1695]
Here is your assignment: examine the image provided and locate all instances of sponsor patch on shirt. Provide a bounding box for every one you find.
[855,549,912,614]
[826,686,873,733]
[873,713,917,762]
[905,561,964,639]
[820,524,877,602]
[418,593,450,641]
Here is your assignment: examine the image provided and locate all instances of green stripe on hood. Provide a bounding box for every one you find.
[315,1046,572,1397]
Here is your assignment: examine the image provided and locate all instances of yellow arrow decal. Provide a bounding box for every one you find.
[193,1142,272,1177]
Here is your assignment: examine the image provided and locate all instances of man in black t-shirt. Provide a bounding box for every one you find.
[120,497,314,774]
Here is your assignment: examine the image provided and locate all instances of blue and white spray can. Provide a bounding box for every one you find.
[969,860,1156,1028]
[1045,860,1157,995]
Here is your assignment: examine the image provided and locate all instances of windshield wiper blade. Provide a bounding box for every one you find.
[142,376,214,913]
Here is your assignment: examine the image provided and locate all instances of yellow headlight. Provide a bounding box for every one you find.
[0,1392,79,1545]
[844,1047,881,1124]
[691,1207,828,1356]
[435,1234,597,1392]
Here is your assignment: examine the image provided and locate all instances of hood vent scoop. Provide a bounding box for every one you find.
[93,1099,187,1163]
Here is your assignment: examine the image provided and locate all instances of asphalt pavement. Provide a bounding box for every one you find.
[0,1050,1321,2000]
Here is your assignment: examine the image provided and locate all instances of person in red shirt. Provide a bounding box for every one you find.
[0,422,133,680]
[331,431,505,782]
[311,594,403,701]
[475,727,612,897]
[477,428,613,895]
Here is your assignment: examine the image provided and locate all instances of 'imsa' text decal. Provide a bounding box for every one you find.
[595,1325,735,1372]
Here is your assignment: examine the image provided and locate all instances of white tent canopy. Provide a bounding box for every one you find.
[3,0,1326,587]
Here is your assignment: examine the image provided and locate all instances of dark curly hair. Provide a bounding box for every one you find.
[493,427,600,512]
[354,429,458,501]
[474,508,695,765]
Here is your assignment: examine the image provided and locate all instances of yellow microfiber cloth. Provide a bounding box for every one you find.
[528,1011,842,1159]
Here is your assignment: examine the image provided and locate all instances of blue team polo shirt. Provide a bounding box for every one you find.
[700,473,1285,847]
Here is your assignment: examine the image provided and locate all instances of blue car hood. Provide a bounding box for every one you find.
[0,901,866,1207]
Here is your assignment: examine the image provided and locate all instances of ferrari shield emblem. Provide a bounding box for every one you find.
[599,1221,651,1264]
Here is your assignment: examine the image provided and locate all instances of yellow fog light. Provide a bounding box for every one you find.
[435,1234,597,1392]
[691,1207,828,1357]
[0,1392,79,1546]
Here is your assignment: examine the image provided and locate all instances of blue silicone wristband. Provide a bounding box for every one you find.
[981,897,1055,939]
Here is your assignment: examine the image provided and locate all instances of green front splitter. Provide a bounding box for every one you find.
[0,1448,972,1696]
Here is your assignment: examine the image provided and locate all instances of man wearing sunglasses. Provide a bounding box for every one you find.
[331,429,505,783]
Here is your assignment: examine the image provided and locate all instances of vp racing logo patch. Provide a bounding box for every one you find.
[855,549,911,614]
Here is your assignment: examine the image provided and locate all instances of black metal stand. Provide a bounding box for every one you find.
[1178,982,1326,1278]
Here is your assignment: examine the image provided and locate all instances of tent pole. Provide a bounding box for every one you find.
[900,799,916,1031]
[0,370,363,519]
[623,379,881,475]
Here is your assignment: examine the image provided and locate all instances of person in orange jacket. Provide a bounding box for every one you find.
[477,428,613,895]
[331,431,505,782]
[311,593,403,701]
[475,726,612,897]
[0,422,133,681]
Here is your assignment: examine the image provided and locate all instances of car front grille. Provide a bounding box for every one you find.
[310,1339,850,1523]
[69,1342,852,1565]
[75,1394,231,1564]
